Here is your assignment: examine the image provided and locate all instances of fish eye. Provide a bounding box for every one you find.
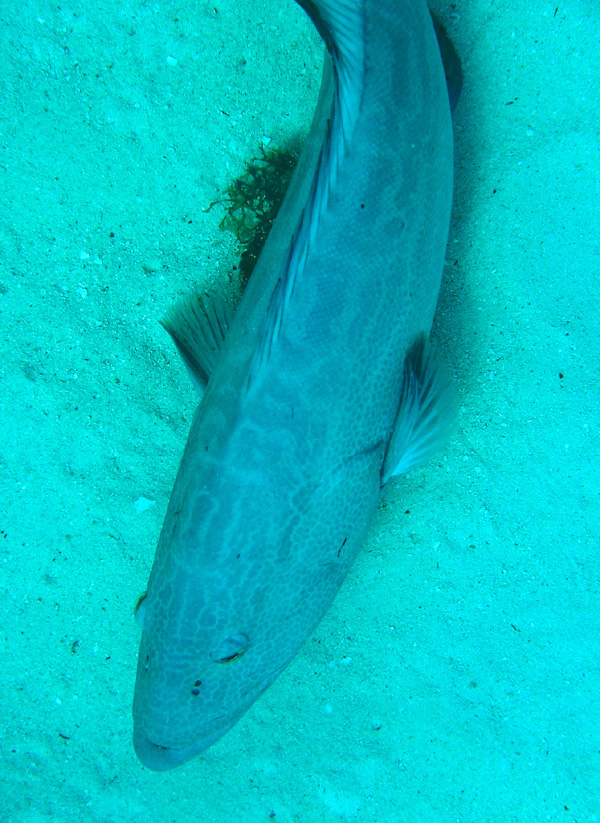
[210,633,250,664]
[219,651,243,663]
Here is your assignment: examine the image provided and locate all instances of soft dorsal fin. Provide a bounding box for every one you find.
[381,335,457,485]
[160,291,234,396]
[247,0,365,389]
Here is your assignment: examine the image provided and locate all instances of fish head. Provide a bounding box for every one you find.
[132,561,291,771]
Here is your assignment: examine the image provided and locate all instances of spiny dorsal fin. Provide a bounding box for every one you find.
[160,291,234,396]
[247,0,365,389]
[381,335,458,485]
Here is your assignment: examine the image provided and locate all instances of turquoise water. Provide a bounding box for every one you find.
[1,1,598,820]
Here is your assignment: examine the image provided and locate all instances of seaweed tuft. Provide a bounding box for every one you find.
[219,145,299,289]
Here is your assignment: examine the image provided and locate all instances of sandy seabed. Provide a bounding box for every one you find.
[0,1,598,821]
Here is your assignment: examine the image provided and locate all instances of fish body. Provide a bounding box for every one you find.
[133,0,459,770]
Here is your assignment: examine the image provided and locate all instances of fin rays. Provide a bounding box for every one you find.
[248,0,365,389]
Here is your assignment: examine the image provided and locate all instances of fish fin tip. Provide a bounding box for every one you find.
[430,11,463,112]
[381,334,457,484]
[134,593,147,628]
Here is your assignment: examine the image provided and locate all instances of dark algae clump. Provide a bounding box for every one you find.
[218,145,299,288]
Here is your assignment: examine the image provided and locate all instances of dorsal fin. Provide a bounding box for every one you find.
[160,291,234,396]
[247,0,365,389]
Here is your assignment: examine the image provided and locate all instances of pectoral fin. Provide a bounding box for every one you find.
[160,292,234,396]
[381,335,457,485]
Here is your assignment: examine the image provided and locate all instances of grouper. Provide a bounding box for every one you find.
[133,0,461,770]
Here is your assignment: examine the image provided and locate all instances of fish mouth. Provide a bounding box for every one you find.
[133,715,231,771]
[133,663,287,770]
